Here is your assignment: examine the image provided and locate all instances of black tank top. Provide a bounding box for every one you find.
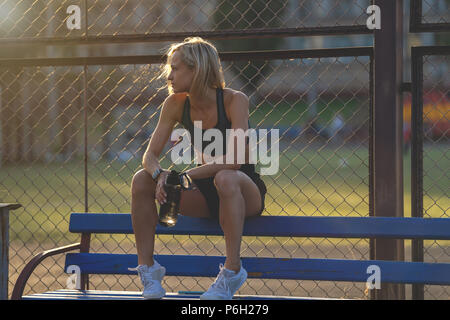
[180,88,256,176]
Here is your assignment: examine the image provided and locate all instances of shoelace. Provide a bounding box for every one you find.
[209,264,232,297]
[128,266,154,286]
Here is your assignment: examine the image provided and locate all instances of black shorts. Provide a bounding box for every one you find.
[192,165,267,220]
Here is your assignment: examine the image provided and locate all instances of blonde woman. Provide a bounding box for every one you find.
[130,37,267,299]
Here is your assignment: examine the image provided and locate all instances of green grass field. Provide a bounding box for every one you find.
[250,98,367,128]
[1,144,448,243]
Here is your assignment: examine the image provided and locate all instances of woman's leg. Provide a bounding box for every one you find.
[214,169,262,273]
[130,169,159,266]
[130,169,211,266]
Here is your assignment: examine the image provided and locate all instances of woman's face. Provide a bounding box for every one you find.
[167,50,194,94]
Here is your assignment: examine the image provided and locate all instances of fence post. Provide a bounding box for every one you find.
[0,203,21,300]
[372,0,405,300]
[371,0,405,299]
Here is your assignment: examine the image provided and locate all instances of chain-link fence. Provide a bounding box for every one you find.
[0,0,371,41]
[421,0,450,24]
[421,53,450,300]
[1,48,373,298]
[410,0,450,31]
[411,47,450,300]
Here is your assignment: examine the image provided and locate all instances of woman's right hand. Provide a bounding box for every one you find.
[155,170,170,205]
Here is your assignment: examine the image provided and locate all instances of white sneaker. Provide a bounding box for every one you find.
[200,263,247,300]
[129,262,166,299]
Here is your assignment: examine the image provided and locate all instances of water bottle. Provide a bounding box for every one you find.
[158,170,182,227]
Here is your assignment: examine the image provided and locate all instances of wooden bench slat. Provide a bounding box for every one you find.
[69,213,450,239]
[23,290,144,300]
[64,253,450,285]
[22,289,321,300]
[14,211,450,300]
[69,213,450,240]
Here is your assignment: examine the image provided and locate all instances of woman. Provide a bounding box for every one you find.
[130,37,267,299]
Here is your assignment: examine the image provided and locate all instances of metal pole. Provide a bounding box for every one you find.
[372,0,405,300]
[0,203,21,300]
[80,0,91,291]
[411,47,424,300]
[409,0,422,32]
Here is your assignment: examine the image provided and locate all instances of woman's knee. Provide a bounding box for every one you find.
[214,170,241,198]
[131,169,156,197]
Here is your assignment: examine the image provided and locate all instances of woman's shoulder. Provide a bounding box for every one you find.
[164,92,188,106]
[162,93,188,123]
[222,88,250,124]
[222,88,249,106]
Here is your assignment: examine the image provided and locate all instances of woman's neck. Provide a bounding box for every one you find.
[188,87,217,111]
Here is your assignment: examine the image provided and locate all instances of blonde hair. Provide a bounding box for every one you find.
[162,37,225,97]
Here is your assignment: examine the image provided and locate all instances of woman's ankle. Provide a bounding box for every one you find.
[224,261,241,274]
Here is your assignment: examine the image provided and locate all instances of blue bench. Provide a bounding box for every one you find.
[12,213,450,300]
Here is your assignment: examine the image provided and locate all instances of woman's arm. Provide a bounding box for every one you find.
[142,95,179,177]
[185,91,250,180]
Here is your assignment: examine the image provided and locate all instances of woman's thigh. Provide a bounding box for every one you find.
[215,170,262,218]
[235,171,263,217]
[178,184,211,218]
[178,170,263,219]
